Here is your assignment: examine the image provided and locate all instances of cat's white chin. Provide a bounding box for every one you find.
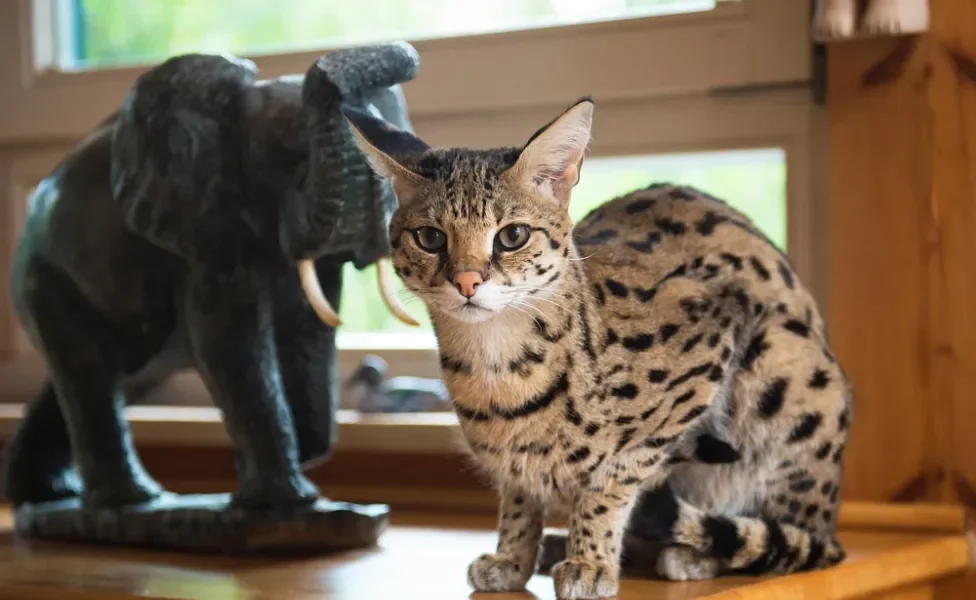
[447,303,498,324]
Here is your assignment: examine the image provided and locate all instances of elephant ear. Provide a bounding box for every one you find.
[338,96,429,270]
[109,53,257,263]
[349,85,420,269]
[281,42,425,329]
[280,42,422,264]
[342,103,431,206]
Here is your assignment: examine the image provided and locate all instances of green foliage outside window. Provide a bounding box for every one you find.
[65,0,717,69]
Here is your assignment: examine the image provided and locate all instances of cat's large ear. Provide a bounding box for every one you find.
[510,97,594,207]
[342,105,430,203]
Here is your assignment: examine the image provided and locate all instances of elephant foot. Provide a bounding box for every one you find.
[2,467,83,506]
[82,476,164,509]
[230,473,320,510]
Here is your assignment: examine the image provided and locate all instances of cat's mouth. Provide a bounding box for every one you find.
[459,302,491,314]
[451,301,495,322]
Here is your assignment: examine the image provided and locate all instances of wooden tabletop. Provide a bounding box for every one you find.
[0,502,972,600]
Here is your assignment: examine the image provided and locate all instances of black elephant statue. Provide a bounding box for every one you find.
[0,42,422,552]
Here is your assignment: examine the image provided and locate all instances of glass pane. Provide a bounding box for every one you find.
[58,0,724,70]
[336,147,786,347]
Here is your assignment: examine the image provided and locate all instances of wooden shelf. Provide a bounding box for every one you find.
[0,353,467,455]
[0,401,464,454]
[0,501,971,600]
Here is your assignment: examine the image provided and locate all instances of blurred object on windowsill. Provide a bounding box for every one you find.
[345,354,453,414]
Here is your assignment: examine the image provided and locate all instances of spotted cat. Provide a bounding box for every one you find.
[343,98,851,600]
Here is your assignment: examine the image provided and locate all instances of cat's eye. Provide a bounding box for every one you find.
[496,224,531,251]
[413,226,447,252]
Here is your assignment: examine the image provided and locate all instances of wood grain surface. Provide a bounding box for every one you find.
[0,502,971,600]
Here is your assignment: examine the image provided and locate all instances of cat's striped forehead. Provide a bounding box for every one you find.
[403,146,521,181]
[398,147,527,221]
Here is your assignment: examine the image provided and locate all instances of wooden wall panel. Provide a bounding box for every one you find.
[827,8,976,592]
[826,0,976,545]
[827,36,932,503]
[926,0,976,510]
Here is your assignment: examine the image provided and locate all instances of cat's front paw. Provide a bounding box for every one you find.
[551,558,617,600]
[467,553,530,592]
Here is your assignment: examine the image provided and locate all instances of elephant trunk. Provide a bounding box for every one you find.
[282,42,421,328]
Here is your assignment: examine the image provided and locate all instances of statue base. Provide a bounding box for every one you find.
[12,493,390,555]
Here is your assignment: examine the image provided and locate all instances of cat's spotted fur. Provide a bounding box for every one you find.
[344,98,851,600]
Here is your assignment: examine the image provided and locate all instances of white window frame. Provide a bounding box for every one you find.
[0,0,824,453]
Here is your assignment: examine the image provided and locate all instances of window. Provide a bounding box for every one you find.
[0,1,820,457]
[56,0,729,70]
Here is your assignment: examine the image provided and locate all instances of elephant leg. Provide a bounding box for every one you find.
[21,260,163,507]
[272,260,342,469]
[0,380,81,505]
[183,267,319,509]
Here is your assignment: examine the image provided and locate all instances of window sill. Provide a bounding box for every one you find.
[0,404,462,454]
[0,354,460,454]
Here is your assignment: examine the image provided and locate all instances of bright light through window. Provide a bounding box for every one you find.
[55,0,726,70]
[335,147,786,350]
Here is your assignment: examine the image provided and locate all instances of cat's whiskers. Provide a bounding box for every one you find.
[511,292,573,314]
[499,289,574,317]
[505,303,537,321]
[502,284,563,296]
[507,299,546,320]
[559,252,595,262]
[394,290,425,304]
[397,286,453,311]
[393,298,425,310]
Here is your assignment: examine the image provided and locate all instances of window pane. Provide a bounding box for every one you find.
[59,0,724,70]
[336,147,786,346]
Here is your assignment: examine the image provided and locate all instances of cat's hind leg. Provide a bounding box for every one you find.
[549,276,755,598]
[723,305,851,575]
[637,306,851,579]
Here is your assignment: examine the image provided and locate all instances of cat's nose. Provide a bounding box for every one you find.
[453,271,484,298]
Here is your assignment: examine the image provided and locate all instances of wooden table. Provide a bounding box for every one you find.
[0,502,971,599]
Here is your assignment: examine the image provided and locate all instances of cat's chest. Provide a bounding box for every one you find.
[463,419,580,501]
[437,313,573,412]
[443,367,551,413]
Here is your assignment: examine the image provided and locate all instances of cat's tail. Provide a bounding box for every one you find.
[629,484,846,576]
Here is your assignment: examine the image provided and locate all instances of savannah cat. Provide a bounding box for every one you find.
[343,98,852,600]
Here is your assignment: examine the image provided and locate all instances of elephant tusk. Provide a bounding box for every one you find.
[298,259,342,328]
[377,257,420,327]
